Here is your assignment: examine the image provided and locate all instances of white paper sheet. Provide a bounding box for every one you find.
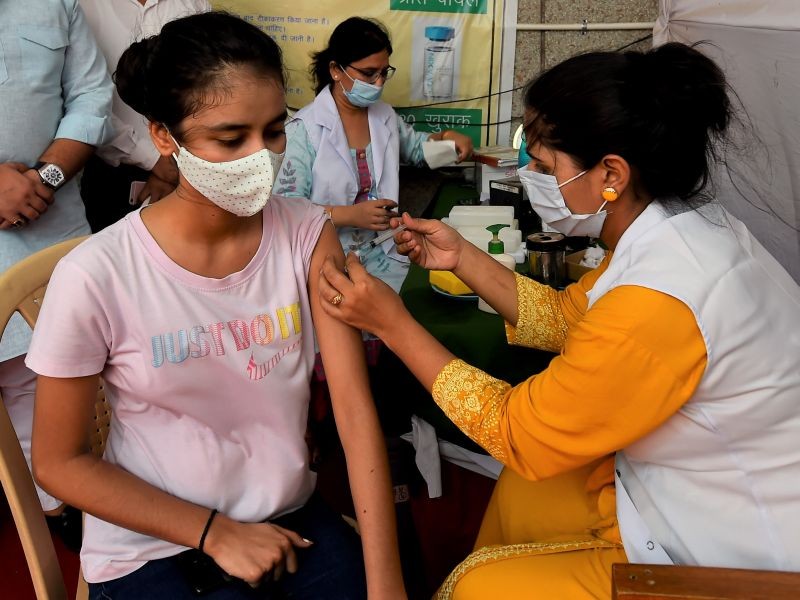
[422,140,458,169]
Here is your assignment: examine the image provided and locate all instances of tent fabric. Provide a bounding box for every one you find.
[655,0,799,32]
[654,1,800,281]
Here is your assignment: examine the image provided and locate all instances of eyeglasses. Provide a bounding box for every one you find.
[344,64,397,84]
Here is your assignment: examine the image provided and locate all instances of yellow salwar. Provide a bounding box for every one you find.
[440,465,627,600]
[432,258,708,599]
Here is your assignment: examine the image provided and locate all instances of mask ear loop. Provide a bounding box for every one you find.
[336,64,354,96]
[558,170,609,216]
[557,170,587,189]
[338,64,354,82]
[166,129,183,162]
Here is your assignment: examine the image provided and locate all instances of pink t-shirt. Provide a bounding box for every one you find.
[26,196,327,582]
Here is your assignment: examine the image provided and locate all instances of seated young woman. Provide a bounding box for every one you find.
[26,12,406,600]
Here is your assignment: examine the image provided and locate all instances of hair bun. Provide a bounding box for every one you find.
[114,36,160,118]
[636,42,731,136]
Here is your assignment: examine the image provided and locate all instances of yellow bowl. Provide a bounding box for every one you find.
[429,270,473,295]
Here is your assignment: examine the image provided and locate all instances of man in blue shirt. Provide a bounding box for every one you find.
[0,0,113,550]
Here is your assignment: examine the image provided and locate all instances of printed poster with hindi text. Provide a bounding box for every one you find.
[212,0,510,146]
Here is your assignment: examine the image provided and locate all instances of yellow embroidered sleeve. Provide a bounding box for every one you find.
[431,285,706,484]
[432,359,512,462]
[504,273,568,352]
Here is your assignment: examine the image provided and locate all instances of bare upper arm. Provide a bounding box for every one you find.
[33,374,101,468]
[306,224,373,422]
[307,222,365,364]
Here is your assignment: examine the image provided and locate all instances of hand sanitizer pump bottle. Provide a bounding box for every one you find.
[478,224,516,314]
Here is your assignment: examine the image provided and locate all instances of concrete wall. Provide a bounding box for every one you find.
[510,0,659,135]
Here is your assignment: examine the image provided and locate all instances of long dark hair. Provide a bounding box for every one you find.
[310,17,393,95]
[523,42,732,205]
[115,11,285,141]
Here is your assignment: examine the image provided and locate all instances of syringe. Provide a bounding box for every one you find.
[350,224,408,257]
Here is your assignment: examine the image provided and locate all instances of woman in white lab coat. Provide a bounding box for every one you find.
[275,17,472,293]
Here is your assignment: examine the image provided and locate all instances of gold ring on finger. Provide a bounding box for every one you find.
[330,293,343,306]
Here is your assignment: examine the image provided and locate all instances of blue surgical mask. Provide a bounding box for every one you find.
[339,67,384,107]
[518,167,608,238]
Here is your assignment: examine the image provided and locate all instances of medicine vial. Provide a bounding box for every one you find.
[423,26,455,100]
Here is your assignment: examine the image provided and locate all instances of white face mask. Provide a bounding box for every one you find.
[171,138,284,217]
[518,167,608,238]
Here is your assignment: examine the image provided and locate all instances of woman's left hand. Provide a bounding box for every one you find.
[319,252,407,337]
[442,130,474,162]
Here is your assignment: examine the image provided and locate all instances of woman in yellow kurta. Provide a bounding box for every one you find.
[317,42,800,598]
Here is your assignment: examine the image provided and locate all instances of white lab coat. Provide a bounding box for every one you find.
[284,86,428,289]
[297,86,404,207]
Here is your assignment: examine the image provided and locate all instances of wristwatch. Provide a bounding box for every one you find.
[34,161,66,190]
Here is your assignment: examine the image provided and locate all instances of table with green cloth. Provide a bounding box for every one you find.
[373,181,555,454]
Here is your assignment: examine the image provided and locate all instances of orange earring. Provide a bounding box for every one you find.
[602,187,619,202]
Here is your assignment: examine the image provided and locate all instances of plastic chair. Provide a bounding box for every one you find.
[0,236,108,600]
[612,563,800,599]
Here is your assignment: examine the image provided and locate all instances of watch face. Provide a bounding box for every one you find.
[39,164,65,188]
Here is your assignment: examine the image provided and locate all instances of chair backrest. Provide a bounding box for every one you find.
[0,236,104,600]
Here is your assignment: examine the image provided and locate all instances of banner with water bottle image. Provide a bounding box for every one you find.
[213,0,514,145]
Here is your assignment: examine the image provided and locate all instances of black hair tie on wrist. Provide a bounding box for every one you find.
[198,509,219,554]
